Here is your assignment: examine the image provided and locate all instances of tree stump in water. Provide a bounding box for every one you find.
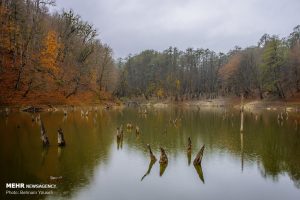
[40,120,50,146]
[193,145,205,165]
[159,147,168,164]
[240,94,244,132]
[135,126,140,135]
[57,128,66,146]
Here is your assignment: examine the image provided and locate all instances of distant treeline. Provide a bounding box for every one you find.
[115,26,300,100]
[0,0,117,104]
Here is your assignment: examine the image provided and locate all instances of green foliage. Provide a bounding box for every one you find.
[117,47,222,99]
[117,25,300,100]
[260,36,288,97]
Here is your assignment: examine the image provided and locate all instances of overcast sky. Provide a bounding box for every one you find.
[53,0,300,58]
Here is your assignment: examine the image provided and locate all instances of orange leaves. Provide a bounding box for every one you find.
[219,53,242,82]
[40,30,61,76]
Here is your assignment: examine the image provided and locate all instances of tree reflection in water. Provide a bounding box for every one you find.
[0,108,300,200]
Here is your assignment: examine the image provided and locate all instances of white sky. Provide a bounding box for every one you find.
[52,0,300,58]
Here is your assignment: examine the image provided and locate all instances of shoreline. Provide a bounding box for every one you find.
[139,98,300,113]
[1,97,300,113]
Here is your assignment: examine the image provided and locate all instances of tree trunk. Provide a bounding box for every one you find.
[22,79,32,97]
[66,85,78,98]
[240,94,244,132]
[66,78,80,98]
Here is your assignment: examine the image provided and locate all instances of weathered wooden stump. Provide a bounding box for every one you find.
[240,94,244,132]
[63,110,68,116]
[135,126,140,135]
[57,128,66,146]
[40,120,50,146]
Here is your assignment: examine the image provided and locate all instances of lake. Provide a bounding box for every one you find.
[1,107,300,200]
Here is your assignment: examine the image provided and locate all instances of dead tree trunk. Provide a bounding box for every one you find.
[22,79,33,97]
[40,119,50,146]
[57,128,66,146]
[66,77,80,98]
[240,94,244,132]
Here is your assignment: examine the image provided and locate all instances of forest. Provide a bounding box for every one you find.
[0,0,300,105]
[0,0,117,105]
[116,28,300,101]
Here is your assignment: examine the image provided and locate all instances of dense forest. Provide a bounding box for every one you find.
[0,0,300,105]
[116,27,300,101]
[0,0,117,105]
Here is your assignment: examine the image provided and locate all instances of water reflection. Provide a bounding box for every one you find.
[159,163,168,177]
[194,164,205,183]
[1,108,300,200]
[141,160,156,181]
[240,132,244,172]
[187,137,192,166]
[117,137,123,150]
[187,151,192,166]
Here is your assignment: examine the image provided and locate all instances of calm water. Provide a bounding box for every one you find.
[1,107,300,200]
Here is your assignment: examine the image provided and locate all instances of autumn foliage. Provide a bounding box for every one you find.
[218,53,242,84]
[40,30,60,76]
[0,1,117,106]
[117,29,300,100]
